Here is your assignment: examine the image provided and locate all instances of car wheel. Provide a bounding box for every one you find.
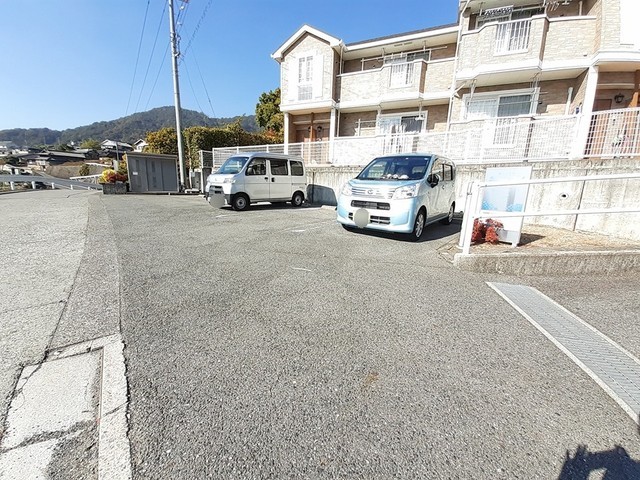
[441,202,455,225]
[232,193,249,211]
[409,210,425,241]
[291,191,304,207]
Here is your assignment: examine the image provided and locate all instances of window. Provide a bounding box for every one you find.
[466,93,532,119]
[377,114,424,135]
[290,160,304,176]
[245,158,266,176]
[465,92,534,145]
[430,157,445,182]
[298,56,313,101]
[270,159,288,176]
[443,164,454,181]
[385,55,414,88]
[495,19,531,54]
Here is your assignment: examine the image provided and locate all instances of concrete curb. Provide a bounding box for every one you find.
[453,249,640,276]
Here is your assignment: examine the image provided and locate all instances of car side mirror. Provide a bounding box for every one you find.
[427,174,439,187]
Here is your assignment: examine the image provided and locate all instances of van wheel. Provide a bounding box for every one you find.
[232,193,249,211]
[441,202,455,225]
[409,210,425,242]
[291,191,304,207]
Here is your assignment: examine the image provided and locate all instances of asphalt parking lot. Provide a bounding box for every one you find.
[97,194,640,479]
[2,191,638,479]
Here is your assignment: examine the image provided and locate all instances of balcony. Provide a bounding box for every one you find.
[457,15,596,83]
[338,58,454,110]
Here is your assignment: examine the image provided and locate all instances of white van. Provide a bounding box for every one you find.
[205,153,307,211]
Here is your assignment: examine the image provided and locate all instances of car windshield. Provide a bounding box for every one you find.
[217,156,249,174]
[357,155,432,181]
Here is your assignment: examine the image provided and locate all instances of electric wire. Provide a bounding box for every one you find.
[182,59,206,115]
[141,0,189,112]
[125,0,151,117]
[134,0,168,113]
[180,0,214,62]
[190,50,217,119]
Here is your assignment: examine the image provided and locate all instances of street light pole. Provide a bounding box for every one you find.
[168,0,186,190]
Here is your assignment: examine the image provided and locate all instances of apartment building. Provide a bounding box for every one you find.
[271,0,640,161]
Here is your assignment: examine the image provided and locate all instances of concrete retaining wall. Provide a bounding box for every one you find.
[307,157,640,241]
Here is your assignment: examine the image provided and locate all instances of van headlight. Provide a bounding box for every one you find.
[392,184,419,199]
[223,178,236,184]
[341,183,353,196]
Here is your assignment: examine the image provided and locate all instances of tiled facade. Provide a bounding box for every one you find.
[272,0,640,159]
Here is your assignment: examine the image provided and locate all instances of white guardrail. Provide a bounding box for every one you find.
[458,173,640,255]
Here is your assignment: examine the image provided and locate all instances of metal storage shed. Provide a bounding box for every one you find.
[125,153,179,193]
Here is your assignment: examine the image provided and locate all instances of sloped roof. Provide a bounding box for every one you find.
[271,24,343,62]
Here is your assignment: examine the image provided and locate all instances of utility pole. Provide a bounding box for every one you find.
[168,0,186,190]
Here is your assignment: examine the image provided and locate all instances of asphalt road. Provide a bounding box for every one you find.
[95,194,640,479]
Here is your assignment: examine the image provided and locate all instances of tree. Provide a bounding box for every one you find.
[145,127,178,155]
[80,139,101,150]
[255,88,283,138]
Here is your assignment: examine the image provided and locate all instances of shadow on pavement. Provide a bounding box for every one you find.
[557,444,640,479]
[340,217,462,243]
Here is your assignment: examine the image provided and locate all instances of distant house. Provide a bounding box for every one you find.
[101,140,133,159]
[0,141,19,156]
[25,150,100,167]
[133,139,148,152]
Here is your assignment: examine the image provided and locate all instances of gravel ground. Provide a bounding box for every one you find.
[101,195,640,479]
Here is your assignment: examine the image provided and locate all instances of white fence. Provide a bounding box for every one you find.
[208,108,640,167]
[584,107,640,158]
[458,173,640,254]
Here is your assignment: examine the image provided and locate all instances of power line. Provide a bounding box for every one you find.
[190,51,217,119]
[134,0,168,113]
[180,0,214,62]
[141,0,189,112]
[125,0,151,116]
[144,44,170,111]
[182,59,206,114]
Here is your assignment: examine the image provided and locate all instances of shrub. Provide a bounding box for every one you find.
[99,169,127,184]
[78,164,90,176]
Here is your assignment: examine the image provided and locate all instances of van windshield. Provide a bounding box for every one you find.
[357,155,432,181]
[217,156,249,174]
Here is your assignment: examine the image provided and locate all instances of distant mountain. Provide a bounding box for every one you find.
[0,107,258,147]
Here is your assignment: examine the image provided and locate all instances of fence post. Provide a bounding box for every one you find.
[31,181,36,189]
[52,183,55,189]
[10,181,15,190]
[461,182,482,255]
[70,184,74,190]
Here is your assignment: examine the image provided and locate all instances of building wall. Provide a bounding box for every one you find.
[543,17,597,60]
[281,33,335,106]
[600,0,621,50]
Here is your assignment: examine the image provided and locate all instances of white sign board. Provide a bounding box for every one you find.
[482,166,532,246]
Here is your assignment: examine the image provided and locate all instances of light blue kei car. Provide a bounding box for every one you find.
[337,153,456,241]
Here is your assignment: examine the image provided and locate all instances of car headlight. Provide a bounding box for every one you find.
[223,178,235,184]
[392,183,419,199]
[341,183,353,196]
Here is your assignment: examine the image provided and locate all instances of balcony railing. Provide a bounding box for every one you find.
[209,109,639,167]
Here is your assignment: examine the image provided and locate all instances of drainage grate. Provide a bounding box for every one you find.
[488,282,640,425]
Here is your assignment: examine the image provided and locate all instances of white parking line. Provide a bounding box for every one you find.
[289,220,337,233]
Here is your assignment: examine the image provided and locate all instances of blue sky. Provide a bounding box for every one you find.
[1,0,460,131]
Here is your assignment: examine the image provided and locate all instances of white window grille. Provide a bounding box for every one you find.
[495,19,531,53]
[298,56,313,101]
